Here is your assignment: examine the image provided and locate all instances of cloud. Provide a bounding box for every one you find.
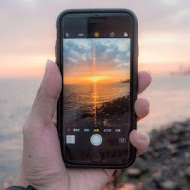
[0,0,189,56]
[64,39,130,72]
[64,39,93,66]
[0,0,190,77]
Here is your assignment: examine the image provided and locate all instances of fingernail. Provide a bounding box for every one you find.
[44,60,52,75]
[138,131,146,140]
[46,59,51,70]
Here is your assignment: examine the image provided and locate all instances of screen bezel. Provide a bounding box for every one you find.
[56,9,138,169]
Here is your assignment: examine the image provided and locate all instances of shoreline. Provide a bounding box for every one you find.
[65,96,130,128]
[104,119,190,190]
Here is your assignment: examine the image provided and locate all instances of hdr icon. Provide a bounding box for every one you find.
[119,137,126,143]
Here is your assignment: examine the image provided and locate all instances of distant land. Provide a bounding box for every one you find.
[118,79,130,83]
[170,65,190,75]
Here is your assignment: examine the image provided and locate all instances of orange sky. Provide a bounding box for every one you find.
[0,0,190,78]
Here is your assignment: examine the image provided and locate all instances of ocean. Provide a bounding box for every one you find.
[64,82,129,122]
[0,74,190,188]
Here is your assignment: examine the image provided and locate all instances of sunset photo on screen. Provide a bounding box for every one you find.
[63,38,131,129]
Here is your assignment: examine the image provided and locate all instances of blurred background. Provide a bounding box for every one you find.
[0,0,190,189]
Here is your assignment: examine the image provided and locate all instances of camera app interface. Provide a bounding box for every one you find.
[63,15,132,163]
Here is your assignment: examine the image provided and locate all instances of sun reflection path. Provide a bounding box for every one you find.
[92,39,97,127]
[92,82,97,127]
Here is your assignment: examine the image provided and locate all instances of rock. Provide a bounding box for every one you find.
[103,185,114,190]
[152,152,160,158]
[167,144,178,155]
[133,157,150,173]
[155,142,167,151]
[153,175,165,187]
[126,168,141,178]
[160,180,179,190]
[169,136,180,143]
[117,183,136,190]
[177,141,190,149]
[185,166,190,178]
[103,120,190,190]
[179,171,185,178]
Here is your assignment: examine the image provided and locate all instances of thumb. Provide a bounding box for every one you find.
[28,60,62,126]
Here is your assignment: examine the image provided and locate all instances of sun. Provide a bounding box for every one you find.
[87,76,110,83]
[91,76,99,82]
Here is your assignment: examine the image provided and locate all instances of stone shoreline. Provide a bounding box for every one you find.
[104,120,190,190]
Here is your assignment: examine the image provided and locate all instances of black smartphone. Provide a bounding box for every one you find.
[56,9,138,168]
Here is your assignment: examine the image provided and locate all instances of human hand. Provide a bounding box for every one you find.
[13,60,151,190]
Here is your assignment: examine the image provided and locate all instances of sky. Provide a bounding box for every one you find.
[64,38,130,84]
[0,0,190,78]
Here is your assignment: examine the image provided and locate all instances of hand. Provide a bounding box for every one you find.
[13,60,151,190]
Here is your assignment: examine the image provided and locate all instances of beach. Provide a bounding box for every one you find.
[104,119,190,190]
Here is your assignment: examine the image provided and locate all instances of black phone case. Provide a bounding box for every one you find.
[56,8,138,169]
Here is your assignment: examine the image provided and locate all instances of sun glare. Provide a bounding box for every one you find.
[92,76,98,82]
[87,76,109,83]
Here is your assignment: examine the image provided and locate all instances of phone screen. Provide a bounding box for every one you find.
[62,13,133,164]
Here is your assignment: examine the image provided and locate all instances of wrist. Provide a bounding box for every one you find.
[13,173,29,188]
[13,166,66,190]
[13,177,64,190]
[6,186,37,190]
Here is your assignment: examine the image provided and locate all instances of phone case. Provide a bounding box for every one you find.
[56,9,138,168]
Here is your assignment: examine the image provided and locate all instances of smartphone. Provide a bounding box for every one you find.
[56,9,138,168]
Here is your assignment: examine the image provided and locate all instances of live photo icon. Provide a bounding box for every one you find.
[119,137,126,143]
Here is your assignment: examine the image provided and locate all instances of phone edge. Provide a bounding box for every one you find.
[56,8,138,169]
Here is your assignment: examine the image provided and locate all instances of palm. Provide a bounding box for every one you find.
[48,124,111,190]
[22,122,110,190]
[67,169,110,190]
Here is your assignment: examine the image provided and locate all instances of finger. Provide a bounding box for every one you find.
[129,130,150,156]
[28,60,62,126]
[135,98,150,121]
[138,71,152,94]
[104,169,115,179]
[52,111,57,127]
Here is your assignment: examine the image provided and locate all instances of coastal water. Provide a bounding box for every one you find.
[0,74,190,188]
[64,83,129,120]
[138,75,190,131]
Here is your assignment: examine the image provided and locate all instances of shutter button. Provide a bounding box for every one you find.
[90,134,102,146]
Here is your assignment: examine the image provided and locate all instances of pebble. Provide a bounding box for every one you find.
[127,168,141,178]
[185,166,190,178]
[133,157,149,173]
[106,120,190,190]
[160,180,179,190]
[117,183,136,190]
[103,185,114,190]
[167,144,178,155]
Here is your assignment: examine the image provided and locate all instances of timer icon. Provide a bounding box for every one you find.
[110,32,115,37]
